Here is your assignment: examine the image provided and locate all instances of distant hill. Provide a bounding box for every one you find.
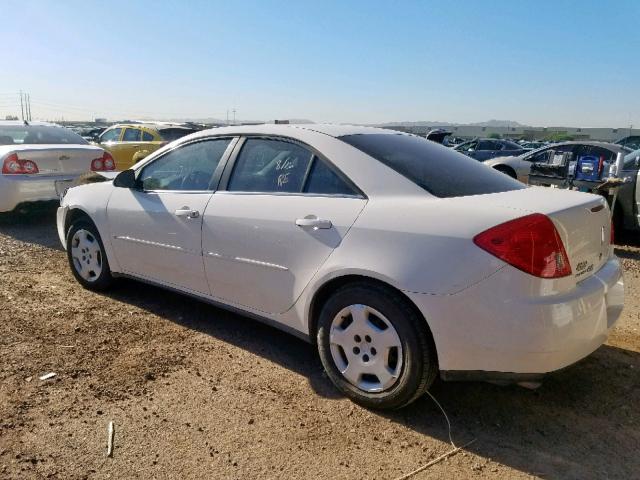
[374,119,528,128]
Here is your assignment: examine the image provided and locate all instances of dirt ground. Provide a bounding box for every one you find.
[0,209,638,480]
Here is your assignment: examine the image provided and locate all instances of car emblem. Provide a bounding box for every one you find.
[59,155,70,161]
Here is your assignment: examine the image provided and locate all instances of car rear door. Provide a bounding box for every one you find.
[107,137,236,294]
[202,137,366,314]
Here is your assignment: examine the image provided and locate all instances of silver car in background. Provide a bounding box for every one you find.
[0,121,113,214]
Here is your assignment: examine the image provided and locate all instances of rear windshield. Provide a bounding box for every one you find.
[158,128,198,142]
[0,126,88,145]
[340,133,525,198]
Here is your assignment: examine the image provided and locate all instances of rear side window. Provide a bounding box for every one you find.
[227,138,313,193]
[340,133,525,198]
[142,131,154,141]
[304,157,357,195]
[123,128,141,141]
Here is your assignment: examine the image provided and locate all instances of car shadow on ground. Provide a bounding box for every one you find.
[0,207,63,251]
[105,279,639,479]
[102,278,342,400]
[384,344,640,479]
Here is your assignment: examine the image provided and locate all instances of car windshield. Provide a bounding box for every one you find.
[0,125,88,145]
[340,133,525,198]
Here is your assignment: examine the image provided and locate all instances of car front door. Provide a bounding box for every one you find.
[107,137,236,294]
[202,137,367,314]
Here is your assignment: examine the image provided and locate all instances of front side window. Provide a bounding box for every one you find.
[100,128,122,143]
[477,140,498,151]
[227,138,313,193]
[123,128,141,142]
[139,139,231,191]
[340,133,524,198]
[623,149,640,170]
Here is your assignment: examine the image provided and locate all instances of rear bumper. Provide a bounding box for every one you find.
[0,174,76,213]
[406,255,624,376]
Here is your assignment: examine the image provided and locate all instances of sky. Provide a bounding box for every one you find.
[0,0,638,127]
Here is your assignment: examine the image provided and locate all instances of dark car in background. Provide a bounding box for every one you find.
[616,136,640,151]
[453,138,528,161]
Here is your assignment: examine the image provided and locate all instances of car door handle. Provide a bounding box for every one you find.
[295,216,332,229]
[175,207,200,219]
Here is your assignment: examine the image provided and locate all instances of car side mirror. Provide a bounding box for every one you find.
[113,169,138,189]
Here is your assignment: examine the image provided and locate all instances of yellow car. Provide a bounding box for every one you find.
[96,123,200,170]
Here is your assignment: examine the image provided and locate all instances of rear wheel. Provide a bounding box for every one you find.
[316,282,438,409]
[66,220,114,291]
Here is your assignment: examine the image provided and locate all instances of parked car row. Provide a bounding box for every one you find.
[54,124,624,409]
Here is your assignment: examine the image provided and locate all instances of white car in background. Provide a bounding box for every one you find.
[57,124,624,409]
[0,121,114,214]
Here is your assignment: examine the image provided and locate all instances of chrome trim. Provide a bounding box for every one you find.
[205,251,289,271]
[114,235,185,252]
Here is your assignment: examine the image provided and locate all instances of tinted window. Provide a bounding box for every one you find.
[227,138,313,193]
[142,131,154,141]
[123,128,141,141]
[304,157,357,195]
[100,128,122,143]
[455,140,477,151]
[340,133,525,198]
[502,141,523,151]
[159,128,198,142]
[477,140,499,150]
[139,139,231,191]
[0,126,89,145]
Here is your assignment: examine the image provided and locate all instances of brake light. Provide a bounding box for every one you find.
[473,213,572,279]
[91,152,116,171]
[2,153,39,174]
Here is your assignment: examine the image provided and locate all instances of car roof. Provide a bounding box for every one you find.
[108,123,198,131]
[189,123,401,140]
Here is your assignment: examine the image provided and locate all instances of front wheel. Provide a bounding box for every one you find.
[66,220,114,291]
[316,283,438,410]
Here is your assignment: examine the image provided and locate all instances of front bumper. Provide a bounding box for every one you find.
[0,174,76,213]
[406,256,624,377]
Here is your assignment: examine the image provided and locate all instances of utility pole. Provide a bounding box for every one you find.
[226,109,229,125]
[232,109,236,125]
[19,90,24,121]
[27,94,32,121]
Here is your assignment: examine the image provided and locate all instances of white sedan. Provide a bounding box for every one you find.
[0,121,114,213]
[57,124,624,409]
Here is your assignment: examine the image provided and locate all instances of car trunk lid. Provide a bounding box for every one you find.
[461,187,611,282]
[4,144,105,175]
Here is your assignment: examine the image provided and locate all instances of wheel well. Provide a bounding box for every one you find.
[493,164,517,178]
[308,275,436,349]
[65,208,93,234]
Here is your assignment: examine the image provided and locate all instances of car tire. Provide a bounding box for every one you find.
[66,220,114,291]
[316,282,438,410]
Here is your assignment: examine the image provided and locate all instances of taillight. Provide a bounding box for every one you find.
[91,152,116,171]
[2,153,39,174]
[473,213,572,279]
[611,220,615,245]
